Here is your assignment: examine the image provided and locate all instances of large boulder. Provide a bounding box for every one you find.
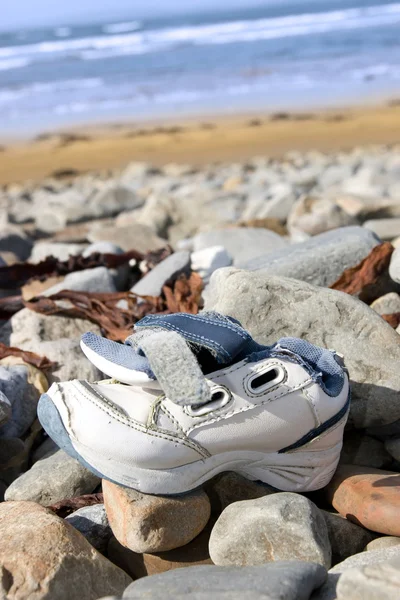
[0,501,131,599]
[237,226,379,287]
[204,268,400,428]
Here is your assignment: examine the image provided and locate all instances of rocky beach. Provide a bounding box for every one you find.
[1,123,400,599]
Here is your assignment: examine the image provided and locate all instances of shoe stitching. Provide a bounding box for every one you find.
[73,382,209,458]
[209,358,249,379]
[158,404,186,436]
[185,377,313,433]
[303,387,321,426]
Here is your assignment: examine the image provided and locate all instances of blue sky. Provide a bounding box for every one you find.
[1,0,275,30]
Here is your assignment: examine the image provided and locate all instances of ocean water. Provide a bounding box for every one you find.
[1,0,400,135]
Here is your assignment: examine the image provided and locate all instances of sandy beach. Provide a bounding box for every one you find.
[1,103,400,186]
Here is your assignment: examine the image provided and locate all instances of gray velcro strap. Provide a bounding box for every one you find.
[138,330,211,406]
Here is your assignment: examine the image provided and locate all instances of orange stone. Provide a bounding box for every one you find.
[325,464,400,536]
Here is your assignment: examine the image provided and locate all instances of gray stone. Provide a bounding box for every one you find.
[384,437,400,462]
[0,224,33,261]
[29,242,87,263]
[237,227,380,288]
[123,562,327,600]
[90,184,144,217]
[321,511,376,566]
[318,164,354,189]
[205,472,275,514]
[5,448,100,505]
[209,493,331,569]
[365,537,400,552]
[0,365,40,438]
[32,437,59,464]
[312,546,400,600]
[287,196,356,237]
[241,183,296,222]
[82,242,124,256]
[32,435,59,462]
[389,247,400,284]
[8,310,102,383]
[336,559,400,599]
[191,246,233,284]
[339,432,393,469]
[364,218,400,241]
[83,243,129,290]
[88,223,165,253]
[0,390,11,426]
[371,293,400,315]
[331,546,400,573]
[66,504,112,553]
[204,268,400,428]
[34,188,91,233]
[367,421,400,440]
[193,227,288,265]
[0,437,25,469]
[0,501,132,600]
[44,266,117,295]
[131,251,190,297]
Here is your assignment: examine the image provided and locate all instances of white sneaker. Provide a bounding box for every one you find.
[38,312,350,495]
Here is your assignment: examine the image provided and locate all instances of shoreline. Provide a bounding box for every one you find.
[1,102,400,186]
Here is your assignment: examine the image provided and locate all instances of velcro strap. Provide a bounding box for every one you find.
[135,312,257,364]
[138,330,211,406]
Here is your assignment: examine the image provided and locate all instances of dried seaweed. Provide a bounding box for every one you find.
[0,342,56,371]
[24,290,165,342]
[48,493,104,517]
[163,272,203,314]
[330,242,395,304]
[0,250,144,289]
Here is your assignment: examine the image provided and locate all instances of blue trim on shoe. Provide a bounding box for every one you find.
[278,390,351,454]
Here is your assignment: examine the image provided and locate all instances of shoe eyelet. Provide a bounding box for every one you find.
[245,363,286,396]
[185,385,232,417]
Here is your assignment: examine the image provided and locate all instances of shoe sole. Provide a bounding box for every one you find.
[38,392,347,496]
